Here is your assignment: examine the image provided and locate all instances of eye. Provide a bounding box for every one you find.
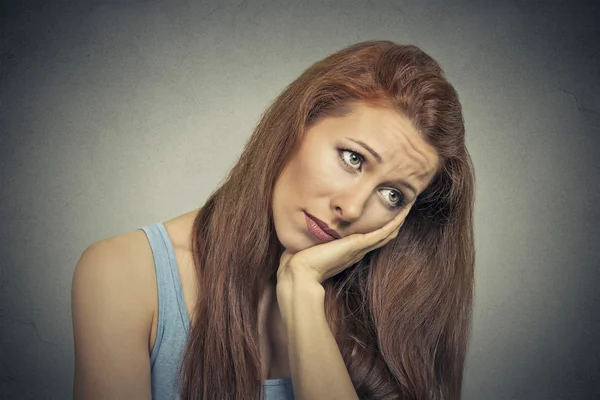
[339,149,364,170]
[379,188,405,209]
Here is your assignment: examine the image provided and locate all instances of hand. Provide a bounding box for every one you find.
[277,205,411,285]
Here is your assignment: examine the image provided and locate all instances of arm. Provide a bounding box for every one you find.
[71,239,154,399]
[277,267,360,400]
[275,205,410,399]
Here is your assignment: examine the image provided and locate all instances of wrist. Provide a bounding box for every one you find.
[288,261,325,293]
[276,262,325,323]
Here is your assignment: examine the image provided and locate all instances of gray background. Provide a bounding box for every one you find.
[1,0,599,399]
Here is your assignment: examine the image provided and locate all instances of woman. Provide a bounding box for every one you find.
[72,40,475,400]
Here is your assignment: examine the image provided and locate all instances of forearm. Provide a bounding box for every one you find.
[279,270,359,400]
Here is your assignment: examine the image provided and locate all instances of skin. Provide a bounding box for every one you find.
[71,101,441,398]
[272,100,440,255]
[272,101,441,398]
[276,205,413,399]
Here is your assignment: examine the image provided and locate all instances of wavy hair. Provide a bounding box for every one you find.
[180,40,475,400]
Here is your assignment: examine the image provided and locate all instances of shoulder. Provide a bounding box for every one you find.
[74,229,157,311]
[71,229,157,398]
[72,228,158,343]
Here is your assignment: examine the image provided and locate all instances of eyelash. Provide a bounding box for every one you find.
[337,147,406,210]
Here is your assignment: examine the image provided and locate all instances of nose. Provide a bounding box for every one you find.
[331,183,371,223]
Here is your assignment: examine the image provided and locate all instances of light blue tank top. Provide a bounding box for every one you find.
[138,222,295,400]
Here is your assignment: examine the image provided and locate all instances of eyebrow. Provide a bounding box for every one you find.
[348,138,383,163]
[346,137,418,196]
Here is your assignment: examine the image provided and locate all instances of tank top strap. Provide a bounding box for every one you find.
[137,222,190,367]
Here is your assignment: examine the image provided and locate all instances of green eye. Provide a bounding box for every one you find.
[338,147,406,210]
[348,153,360,165]
[340,149,363,168]
[380,188,404,209]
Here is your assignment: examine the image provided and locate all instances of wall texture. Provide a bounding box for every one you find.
[1,0,599,398]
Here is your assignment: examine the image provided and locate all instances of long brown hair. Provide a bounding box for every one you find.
[180,40,475,400]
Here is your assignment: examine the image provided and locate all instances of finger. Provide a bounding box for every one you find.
[356,207,412,254]
[280,249,294,265]
[362,205,410,245]
[389,205,411,228]
[321,205,409,265]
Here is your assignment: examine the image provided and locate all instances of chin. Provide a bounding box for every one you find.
[277,236,307,255]
[275,224,315,255]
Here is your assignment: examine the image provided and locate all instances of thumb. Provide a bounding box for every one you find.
[280,249,294,266]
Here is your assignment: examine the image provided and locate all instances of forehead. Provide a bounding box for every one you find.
[310,102,440,189]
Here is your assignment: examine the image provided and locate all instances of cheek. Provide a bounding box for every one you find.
[357,213,388,234]
[353,206,405,235]
[272,166,294,220]
[297,153,349,195]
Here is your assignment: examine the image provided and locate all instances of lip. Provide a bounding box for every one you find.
[304,212,341,239]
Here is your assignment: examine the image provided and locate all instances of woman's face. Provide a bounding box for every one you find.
[272,101,440,254]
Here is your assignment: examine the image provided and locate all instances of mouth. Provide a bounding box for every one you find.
[304,212,341,242]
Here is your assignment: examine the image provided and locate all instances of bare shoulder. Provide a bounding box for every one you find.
[74,228,157,318]
[71,228,157,399]
[78,228,156,277]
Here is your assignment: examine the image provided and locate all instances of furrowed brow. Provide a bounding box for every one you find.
[347,137,419,197]
[347,138,383,163]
